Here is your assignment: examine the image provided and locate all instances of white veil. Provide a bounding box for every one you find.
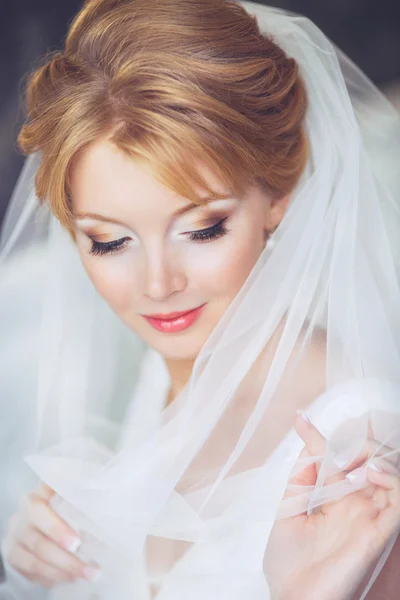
[1,2,400,598]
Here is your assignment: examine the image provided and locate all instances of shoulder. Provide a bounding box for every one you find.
[235,321,327,453]
[251,321,327,412]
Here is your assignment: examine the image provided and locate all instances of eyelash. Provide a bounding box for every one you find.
[90,237,130,257]
[187,217,229,242]
[89,217,229,256]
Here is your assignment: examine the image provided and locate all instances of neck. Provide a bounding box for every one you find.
[164,357,195,407]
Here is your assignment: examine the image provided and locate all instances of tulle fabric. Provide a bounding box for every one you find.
[1,1,400,598]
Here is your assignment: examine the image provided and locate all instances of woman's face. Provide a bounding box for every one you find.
[70,139,286,361]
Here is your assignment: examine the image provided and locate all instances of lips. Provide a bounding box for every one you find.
[142,304,206,333]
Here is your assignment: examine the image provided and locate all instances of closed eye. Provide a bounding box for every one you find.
[88,217,229,255]
[90,237,130,256]
[186,217,229,242]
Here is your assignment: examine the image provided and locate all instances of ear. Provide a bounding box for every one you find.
[264,194,291,233]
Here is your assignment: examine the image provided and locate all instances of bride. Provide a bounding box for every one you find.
[1,0,400,598]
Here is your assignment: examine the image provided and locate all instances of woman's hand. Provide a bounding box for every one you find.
[2,482,100,588]
[265,411,400,600]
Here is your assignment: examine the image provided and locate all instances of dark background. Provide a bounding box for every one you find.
[1,0,400,225]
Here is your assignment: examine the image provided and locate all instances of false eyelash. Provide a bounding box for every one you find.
[90,237,130,256]
[187,217,229,242]
[89,218,230,257]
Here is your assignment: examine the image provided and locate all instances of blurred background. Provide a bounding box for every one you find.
[1,0,400,225]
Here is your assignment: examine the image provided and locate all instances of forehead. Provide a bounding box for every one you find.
[69,139,230,215]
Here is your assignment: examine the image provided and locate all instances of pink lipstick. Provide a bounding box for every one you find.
[142,304,206,333]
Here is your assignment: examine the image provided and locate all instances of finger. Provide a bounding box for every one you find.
[367,465,400,540]
[21,526,90,580]
[343,440,400,473]
[368,458,400,511]
[36,482,56,502]
[367,463,400,492]
[369,458,400,478]
[294,410,327,457]
[369,441,400,469]
[286,411,328,490]
[350,416,399,470]
[7,543,75,587]
[345,458,400,486]
[367,418,374,440]
[25,494,81,553]
[344,458,399,504]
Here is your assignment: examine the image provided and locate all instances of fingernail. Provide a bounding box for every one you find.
[333,450,355,470]
[83,565,102,582]
[346,466,366,483]
[369,462,383,473]
[296,409,311,424]
[65,536,81,554]
[333,456,350,470]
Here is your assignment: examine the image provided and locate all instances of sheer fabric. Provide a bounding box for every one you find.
[1,2,400,598]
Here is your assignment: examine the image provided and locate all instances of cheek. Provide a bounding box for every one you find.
[186,227,264,299]
[81,256,136,315]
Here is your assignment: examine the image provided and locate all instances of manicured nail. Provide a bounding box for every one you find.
[369,462,382,473]
[333,455,350,470]
[65,536,81,554]
[83,565,102,582]
[346,466,366,483]
[296,409,311,424]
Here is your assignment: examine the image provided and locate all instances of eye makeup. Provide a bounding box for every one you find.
[185,217,229,242]
[75,197,237,258]
[90,237,130,257]
[87,217,230,257]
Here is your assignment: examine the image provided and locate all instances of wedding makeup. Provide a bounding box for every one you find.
[141,304,206,333]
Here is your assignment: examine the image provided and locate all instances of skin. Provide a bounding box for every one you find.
[3,138,287,587]
[69,138,287,399]
[3,138,400,595]
[266,413,400,600]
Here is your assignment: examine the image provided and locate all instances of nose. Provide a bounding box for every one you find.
[143,246,187,302]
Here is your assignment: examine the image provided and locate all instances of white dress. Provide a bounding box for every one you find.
[0,246,168,600]
[1,252,399,599]
[43,360,400,599]
[0,345,170,600]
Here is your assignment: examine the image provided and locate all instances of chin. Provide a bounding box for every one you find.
[145,335,205,362]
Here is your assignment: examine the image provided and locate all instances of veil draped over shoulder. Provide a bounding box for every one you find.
[1,2,400,598]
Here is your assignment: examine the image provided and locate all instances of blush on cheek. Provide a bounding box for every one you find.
[234,241,264,282]
[86,263,135,316]
[192,234,263,298]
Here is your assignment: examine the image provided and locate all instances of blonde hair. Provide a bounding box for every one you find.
[18,0,308,232]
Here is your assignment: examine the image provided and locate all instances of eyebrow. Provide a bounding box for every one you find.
[74,199,219,225]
